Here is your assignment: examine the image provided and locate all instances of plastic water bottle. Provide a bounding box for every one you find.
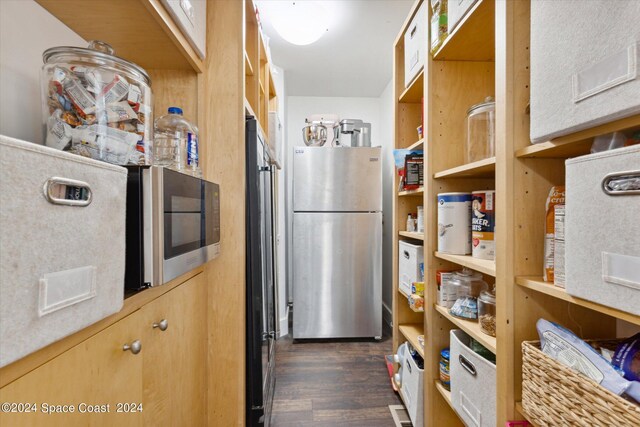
[153,107,201,177]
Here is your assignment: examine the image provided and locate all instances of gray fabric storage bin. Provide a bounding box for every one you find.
[450,329,496,427]
[0,135,127,367]
[565,145,640,316]
[530,1,640,143]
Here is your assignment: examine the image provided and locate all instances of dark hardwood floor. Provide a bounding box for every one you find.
[270,326,402,426]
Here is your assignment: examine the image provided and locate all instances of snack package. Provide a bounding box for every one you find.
[409,294,424,312]
[543,186,565,282]
[411,281,425,297]
[537,319,640,403]
[613,333,640,382]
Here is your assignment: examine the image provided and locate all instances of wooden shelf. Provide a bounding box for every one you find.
[268,69,276,97]
[36,0,204,72]
[407,138,425,151]
[398,70,424,103]
[434,305,497,354]
[515,402,538,427]
[399,287,410,299]
[244,51,254,76]
[398,187,424,197]
[399,231,425,241]
[259,80,265,95]
[435,380,454,409]
[515,276,640,326]
[434,157,496,179]
[516,115,640,158]
[433,0,495,61]
[435,252,496,277]
[398,324,425,358]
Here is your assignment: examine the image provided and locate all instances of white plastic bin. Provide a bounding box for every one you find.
[0,135,127,367]
[398,344,424,427]
[450,329,496,427]
[448,0,478,33]
[399,240,424,296]
[404,2,426,88]
[565,145,640,316]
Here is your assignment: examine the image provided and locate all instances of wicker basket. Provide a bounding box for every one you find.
[521,340,640,427]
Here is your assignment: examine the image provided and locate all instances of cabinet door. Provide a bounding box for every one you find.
[141,273,207,426]
[0,311,144,427]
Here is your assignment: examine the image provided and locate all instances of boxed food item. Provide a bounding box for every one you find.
[409,294,424,312]
[543,186,565,282]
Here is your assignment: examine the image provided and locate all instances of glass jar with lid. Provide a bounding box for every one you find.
[448,268,488,319]
[465,96,495,164]
[42,40,152,165]
[478,288,497,337]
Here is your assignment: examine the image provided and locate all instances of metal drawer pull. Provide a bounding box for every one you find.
[459,354,477,376]
[123,340,142,355]
[602,170,640,196]
[44,177,92,206]
[152,319,169,331]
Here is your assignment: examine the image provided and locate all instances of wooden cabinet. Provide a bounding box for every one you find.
[0,273,206,427]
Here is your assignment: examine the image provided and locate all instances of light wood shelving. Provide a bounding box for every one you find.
[434,252,496,277]
[244,51,254,76]
[399,187,424,197]
[434,157,496,179]
[408,138,425,150]
[434,305,497,353]
[434,381,454,410]
[399,69,425,103]
[399,324,425,358]
[399,231,425,241]
[516,277,640,326]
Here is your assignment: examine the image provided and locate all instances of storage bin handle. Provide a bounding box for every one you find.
[43,177,92,207]
[601,170,640,196]
[404,250,410,259]
[459,354,477,376]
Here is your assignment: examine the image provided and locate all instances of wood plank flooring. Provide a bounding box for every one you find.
[270,329,402,426]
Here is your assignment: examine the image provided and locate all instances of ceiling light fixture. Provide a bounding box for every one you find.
[265,1,329,46]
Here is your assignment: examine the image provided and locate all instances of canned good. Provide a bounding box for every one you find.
[440,348,450,390]
[437,192,472,254]
[471,190,496,260]
[42,40,152,165]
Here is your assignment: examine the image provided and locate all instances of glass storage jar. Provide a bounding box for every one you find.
[42,40,152,165]
[448,268,488,320]
[478,288,497,337]
[465,97,495,164]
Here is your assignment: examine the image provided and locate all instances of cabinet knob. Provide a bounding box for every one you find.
[152,319,169,331]
[123,340,142,355]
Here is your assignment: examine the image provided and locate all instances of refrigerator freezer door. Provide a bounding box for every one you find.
[293,147,382,212]
[293,212,382,339]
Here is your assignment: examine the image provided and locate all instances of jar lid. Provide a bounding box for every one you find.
[43,40,151,85]
[479,288,496,303]
[440,348,450,359]
[467,96,495,116]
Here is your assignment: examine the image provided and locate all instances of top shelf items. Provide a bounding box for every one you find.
[36,0,204,72]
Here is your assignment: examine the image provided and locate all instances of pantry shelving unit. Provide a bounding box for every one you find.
[399,231,425,241]
[393,1,639,426]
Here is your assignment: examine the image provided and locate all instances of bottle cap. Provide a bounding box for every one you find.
[168,107,183,115]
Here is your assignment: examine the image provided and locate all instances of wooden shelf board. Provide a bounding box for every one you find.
[434,157,496,179]
[433,0,495,61]
[434,252,496,277]
[244,51,254,76]
[398,324,425,358]
[407,138,425,151]
[399,231,425,241]
[398,70,424,103]
[434,304,497,354]
[515,276,640,325]
[259,80,265,95]
[435,380,454,409]
[398,187,424,197]
[36,0,204,72]
[515,402,538,427]
[516,115,640,158]
[268,69,276,97]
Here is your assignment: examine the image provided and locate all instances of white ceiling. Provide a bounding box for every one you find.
[256,0,415,98]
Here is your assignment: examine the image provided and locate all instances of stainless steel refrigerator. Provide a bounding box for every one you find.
[292,146,382,339]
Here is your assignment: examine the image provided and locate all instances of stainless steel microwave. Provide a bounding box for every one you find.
[124,166,220,290]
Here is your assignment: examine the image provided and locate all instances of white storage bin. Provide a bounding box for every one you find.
[565,145,640,316]
[530,1,640,143]
[448,0,478,33]
[0,135,127,367]
[398,343,424,427]
[161,0,207,59]
[269,111,283,166]
[450,329,496,427]
[399,240,424,296]
[404,2,426,88]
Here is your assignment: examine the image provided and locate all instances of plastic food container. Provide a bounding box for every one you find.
[42,40,152,165]
[478,288,496,337]
[449,269,488,319]
[465,97,495,163]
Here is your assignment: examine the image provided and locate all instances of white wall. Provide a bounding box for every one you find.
[0,0,85,143]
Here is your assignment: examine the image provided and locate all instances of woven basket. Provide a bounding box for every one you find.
[521,340,640,427]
